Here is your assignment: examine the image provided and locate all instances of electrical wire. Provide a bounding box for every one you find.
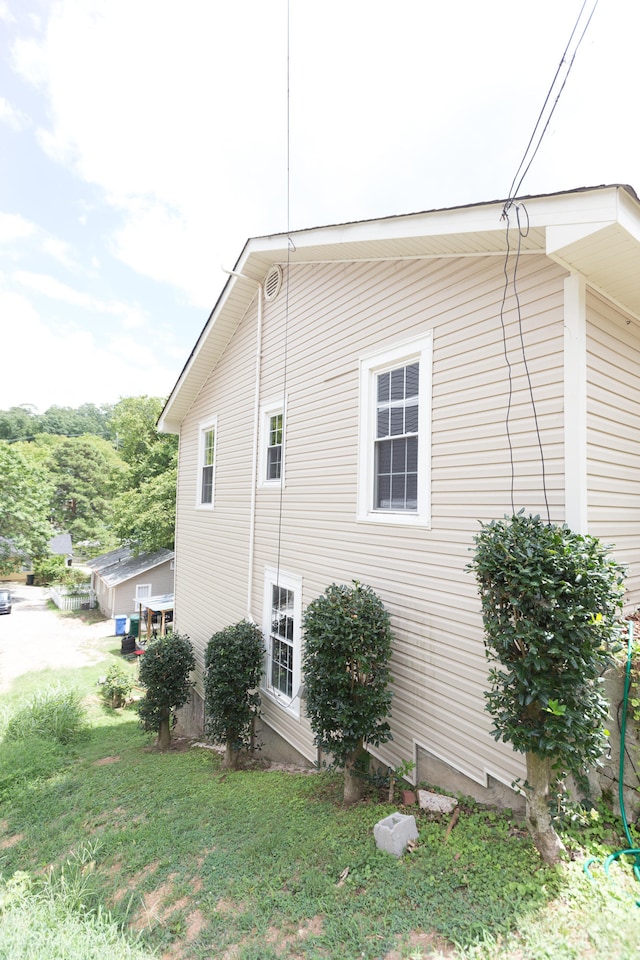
[505,0,600,206]
[499,202,551,523]
[271,0,292,682]
[498,3,599,521]
[498,211,517,517]
[274,0,291,589]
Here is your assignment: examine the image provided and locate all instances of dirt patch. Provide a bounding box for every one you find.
[130,876,177,931]
[215,897,244,916]
[94,755,121,766]
[144,737,195,754]
[0,833,23,849]
[298,915,324,939]
[384,930,454,959]
[185,909,207,941]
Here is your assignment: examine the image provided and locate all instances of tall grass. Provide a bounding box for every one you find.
[3,685,88,745]
[0,848,155,960]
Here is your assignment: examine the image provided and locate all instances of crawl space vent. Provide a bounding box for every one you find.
[264,265,283,301]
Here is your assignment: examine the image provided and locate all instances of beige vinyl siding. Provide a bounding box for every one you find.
[174,251,568,781]
[93,577,112,619]
[586,290,640,603]
[247,254,567,784]
[119,563,175,615]
[94,561,174,619]
[175,299,259,688]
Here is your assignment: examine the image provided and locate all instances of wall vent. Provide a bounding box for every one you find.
[264,265,283,301]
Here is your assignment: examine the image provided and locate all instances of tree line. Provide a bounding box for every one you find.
[0,397,177,575]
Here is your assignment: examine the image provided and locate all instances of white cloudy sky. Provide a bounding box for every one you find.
[0,0,638,412]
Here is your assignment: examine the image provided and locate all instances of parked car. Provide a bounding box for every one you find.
[0,589,12,614]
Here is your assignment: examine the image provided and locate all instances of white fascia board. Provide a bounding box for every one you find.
[249,187,636,259]
[546,186,640,256]
[546,220,616,255]
[617,186,640,243]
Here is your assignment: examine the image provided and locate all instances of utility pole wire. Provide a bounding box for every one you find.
[506,0,600,206]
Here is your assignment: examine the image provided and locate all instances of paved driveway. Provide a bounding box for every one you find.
[0,582,116,692]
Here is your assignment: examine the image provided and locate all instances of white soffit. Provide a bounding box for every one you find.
[159,186,640,433]
[546,190,640,319]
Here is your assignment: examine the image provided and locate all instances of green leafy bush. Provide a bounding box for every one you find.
[33,554,67,586]
[302,580,393,803]
[3,686,88,745]
[138,633,195,750]
[99,663,134,708]
[204,620,264,768]
[469,512,626,862]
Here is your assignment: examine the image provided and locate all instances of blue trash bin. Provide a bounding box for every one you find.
[114,615,127,636]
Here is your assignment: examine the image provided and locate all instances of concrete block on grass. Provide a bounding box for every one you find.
[417,789,458,814]
[373,811,418,857]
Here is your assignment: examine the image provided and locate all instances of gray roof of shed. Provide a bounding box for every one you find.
[49,533,73,556]
[88,547,174,587]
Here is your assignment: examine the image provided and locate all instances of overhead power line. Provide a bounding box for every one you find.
[505,0,600,207]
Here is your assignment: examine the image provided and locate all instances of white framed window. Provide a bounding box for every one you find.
[135,583,151,601]
[262,567,302,716]
[196,416,217,508]
[358,334,432,527]
[259,398,285,487]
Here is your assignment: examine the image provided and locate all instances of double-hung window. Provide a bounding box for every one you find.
[263,567,301,715]
[259,399,285,487]
[267,413,283,480]
[197,416,217,508]
[358,334,432,526]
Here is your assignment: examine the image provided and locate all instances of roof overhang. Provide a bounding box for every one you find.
[158,184,640,434]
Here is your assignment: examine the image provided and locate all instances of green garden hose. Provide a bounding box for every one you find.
[584,621,640,900]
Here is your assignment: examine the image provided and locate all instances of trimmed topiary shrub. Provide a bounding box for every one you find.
[204,620,264,768]
[469,512,626,863]
[138,633,195,751]
[302,580,394,804]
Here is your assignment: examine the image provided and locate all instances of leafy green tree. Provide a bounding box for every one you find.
[0,441,53,574]
[13,433,65,467]
[32,555,67,586]
[138,633,195,750]
[48,435,125,547]
[0,405,38,441]
[109,458,177,552]
[40,403,113,438]
[469,513,626,864]
[302,581,394,804]
[107,396,177,552]
[204,621,264,768]
[108,396,177,488]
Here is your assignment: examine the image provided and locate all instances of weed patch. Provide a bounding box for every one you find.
[3,684,88,744]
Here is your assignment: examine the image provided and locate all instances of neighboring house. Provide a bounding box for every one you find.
[158,184,640,807]
[49,533,73,567]
[1,532,73,582]
[87,546,175,619]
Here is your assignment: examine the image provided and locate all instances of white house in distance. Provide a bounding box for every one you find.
[159,184,640,806]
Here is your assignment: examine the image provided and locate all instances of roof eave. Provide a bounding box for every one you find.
[158,184,640,433]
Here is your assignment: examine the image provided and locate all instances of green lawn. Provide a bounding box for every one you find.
[1,638,640,959]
